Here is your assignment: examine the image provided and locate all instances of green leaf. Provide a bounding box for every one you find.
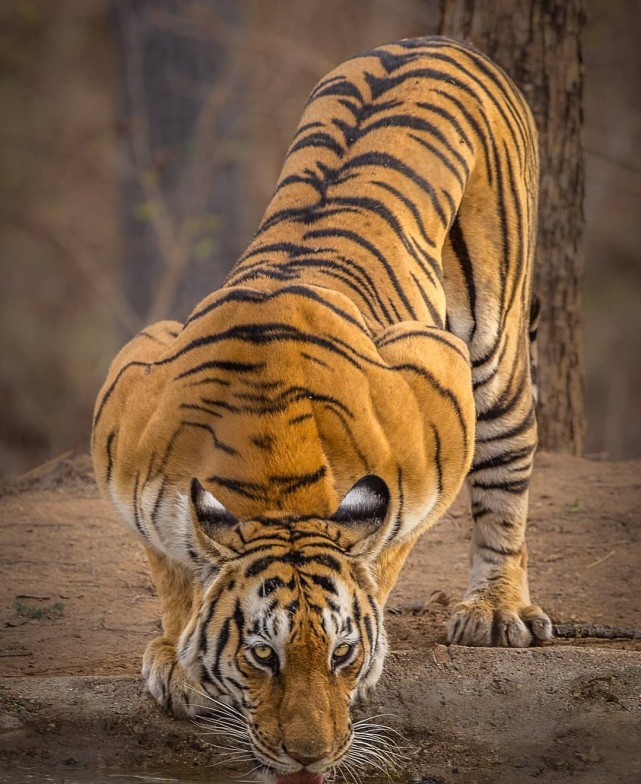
[132,201,156,222]
[194,237,217,261]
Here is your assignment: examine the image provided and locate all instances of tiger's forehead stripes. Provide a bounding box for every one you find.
[241,557,351,639]
[243,547,342,577]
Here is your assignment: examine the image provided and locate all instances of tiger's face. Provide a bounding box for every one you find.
[178,476,391,783]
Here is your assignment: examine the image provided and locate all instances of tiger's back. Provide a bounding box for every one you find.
[229,36,538,346]
[92,36,551,784]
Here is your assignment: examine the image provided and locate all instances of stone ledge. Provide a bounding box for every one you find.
[1,647,640,783]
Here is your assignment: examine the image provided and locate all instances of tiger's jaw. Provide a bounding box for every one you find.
[254,772,323,784]
[254,762,327,784]
[263,774,325,784]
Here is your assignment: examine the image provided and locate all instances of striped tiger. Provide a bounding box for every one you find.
[92,36,552,783]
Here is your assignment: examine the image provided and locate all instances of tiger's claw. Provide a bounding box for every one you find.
[447,600,553,647]
[142,637,204,718]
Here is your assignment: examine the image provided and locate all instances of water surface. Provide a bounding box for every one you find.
[0,770,237,784]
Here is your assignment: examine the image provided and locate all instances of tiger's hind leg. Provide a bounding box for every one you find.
[447,324,552,647]
[142,544,206,717]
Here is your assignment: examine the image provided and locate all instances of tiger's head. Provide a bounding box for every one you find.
[178,474,394,783]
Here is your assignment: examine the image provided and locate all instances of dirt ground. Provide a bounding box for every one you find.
[0,452,640,782]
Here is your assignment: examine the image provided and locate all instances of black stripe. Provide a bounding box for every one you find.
[501,138,526,317]
[415,100,474,155]
[388,466,404,542]
[476,408,535,446]
[202,385,353,419]
[151,477,168,527]
[233,600,245,638]
[359,113,471,181]
[476,369,527,422]
[186,376,231,388]
[309,76,364,103]
[363,614,374,648]
[470,443,535,474]
[301,351,329,368]
[432,424,443,495]
[472,478,530,494]
[408,132,466,190]
[432,87,494,185]
[307,573,337,594]
[289,412,314,425]
[341,151,448,228]
[371,179,437,249]
[259,577,287,596]
[178,322,365,372]
[207,475,267,503]
[289,130,344,157]
[132,473,145,536]
[93,360,148,431]
[269,466,327,495]
[105,430,116,484]
[417,47,528,164]
[352,594,361,625]
[375,326,467,363]
[479,543,522,557]
[185,287,267,325]
[179,403,222,419]
[409,273,443,328]
[212,617,230,681]
[304,226,419,319]
[176,360,265,381]
[180,420,239,456]
[289,120,325,142]
[448,215,477,340]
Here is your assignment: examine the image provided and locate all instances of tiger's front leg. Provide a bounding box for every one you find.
[141,545,208,717]
[448,348,553,647]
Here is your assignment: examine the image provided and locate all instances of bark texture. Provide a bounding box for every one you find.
[437,0,586,455]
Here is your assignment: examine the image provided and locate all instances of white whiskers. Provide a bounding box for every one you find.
[186,685,255,771]
[336,715,408,783]
[186,683,406,784]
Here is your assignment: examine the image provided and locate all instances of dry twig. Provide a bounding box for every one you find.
[585,549,617,569]
[553,623,641,640]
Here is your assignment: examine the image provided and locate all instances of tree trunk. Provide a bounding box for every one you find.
[115,0,247,327]
[437,0,586,455]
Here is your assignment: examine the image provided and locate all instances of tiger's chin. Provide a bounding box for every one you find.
[254,767,325,784]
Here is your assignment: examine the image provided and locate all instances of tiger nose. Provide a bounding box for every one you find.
[285,748,325,767]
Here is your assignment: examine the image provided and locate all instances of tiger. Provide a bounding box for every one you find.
[92,36,553,784]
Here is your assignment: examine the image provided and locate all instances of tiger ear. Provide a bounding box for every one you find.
[330,475,390,556]
[189,478,239,562]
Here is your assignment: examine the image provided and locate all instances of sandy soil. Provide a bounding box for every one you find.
[0,452,640,782]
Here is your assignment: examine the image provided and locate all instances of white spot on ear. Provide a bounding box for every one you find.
[342,486,375,515]
[333,475,389,525]
[190,477,236,525]
[199,488,228,515]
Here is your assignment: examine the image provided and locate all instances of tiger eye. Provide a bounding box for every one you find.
[252,644,276,662]
[332,642,353,661]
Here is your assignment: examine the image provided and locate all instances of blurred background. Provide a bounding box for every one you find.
[0,0,639,475]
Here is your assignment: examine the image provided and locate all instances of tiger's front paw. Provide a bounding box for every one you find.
[142,637,206,718]
[447,599,553,647]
